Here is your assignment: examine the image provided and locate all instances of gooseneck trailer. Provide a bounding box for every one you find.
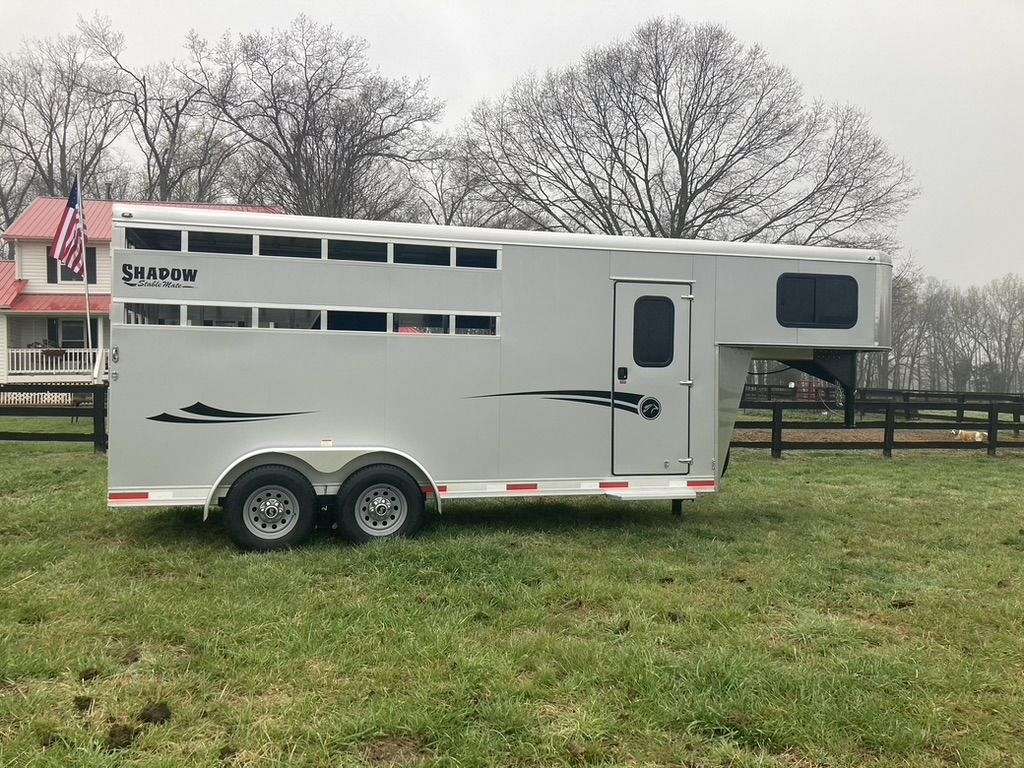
[106,206,891,549]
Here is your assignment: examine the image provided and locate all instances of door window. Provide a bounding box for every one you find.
[633,296,674,367]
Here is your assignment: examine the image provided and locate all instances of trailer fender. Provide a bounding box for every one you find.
[203,446,442,519]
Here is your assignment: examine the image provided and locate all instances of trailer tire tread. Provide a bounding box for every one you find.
[337,464,425,544]
[224,464,317,551]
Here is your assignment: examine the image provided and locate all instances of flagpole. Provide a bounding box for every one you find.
[78,173,94,366]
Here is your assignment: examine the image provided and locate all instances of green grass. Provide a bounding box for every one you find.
[1,443,1023,767]
[0,415,92,435]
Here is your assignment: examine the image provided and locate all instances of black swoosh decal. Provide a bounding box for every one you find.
[148,401,314,424]
[148,413,284,424]
[181,402,312,419]
[470,389,643,405]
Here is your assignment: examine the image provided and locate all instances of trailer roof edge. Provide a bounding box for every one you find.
[111,204,889,265]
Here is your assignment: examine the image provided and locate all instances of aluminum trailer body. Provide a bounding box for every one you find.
[106,205,891,547]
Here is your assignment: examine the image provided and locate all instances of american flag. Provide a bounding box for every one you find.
[50,176,88,278]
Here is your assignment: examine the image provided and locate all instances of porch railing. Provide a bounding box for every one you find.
[7,348,109,378]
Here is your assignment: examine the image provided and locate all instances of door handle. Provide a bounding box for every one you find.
[617,366,628,382]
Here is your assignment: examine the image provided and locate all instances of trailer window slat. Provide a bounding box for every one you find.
[394,313,450,335]
[125,227,182,251]
[186,305,253,327]
[260,235,321,259]
[188,231,254,256]
[258,308,322,329]
[455,248,498,269]
[328,239,388,262]
[327,311,387,332]
[124,303,181,325]
[393,243,450,267]
[454,315,497,335]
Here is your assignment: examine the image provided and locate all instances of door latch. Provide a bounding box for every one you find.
[617,366,628,382]
[110,346,119,363]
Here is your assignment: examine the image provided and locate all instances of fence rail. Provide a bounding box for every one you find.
[733,395,1024,457]
[0,382,107,451]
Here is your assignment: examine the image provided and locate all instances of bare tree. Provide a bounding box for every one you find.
[184,16,441,217]
[79,16,234,203]
[0,99,37,254]
[0,31,129,199]
[470,17,916,248]
[411,135,530,228]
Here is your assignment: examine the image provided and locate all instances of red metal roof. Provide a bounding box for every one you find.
[3,197,284,243]
[6,292,111,315]
[0,261,27,308]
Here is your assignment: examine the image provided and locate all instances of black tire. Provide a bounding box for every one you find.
[337,464,426,544]
[224,465,317,551]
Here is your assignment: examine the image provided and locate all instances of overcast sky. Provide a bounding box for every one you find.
[3,0,1021,283]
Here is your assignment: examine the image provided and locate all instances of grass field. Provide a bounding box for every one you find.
[1,441,1023,767]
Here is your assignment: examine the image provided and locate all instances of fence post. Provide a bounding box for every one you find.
[883,402,894,458]
[902,392,913,420]
[92,384,107,452]
[956,394,965,422]
[987,405,998,457]
[843,385,855,428]
[771,404,783,459]
[1014,406,1021,439]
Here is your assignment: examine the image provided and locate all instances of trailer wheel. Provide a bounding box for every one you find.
[224,465,316,551]
[337,464,425,544]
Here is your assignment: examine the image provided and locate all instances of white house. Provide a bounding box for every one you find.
[0,197,280,382]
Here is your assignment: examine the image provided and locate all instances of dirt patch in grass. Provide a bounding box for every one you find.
[362,736,430,766]
[105,723,140,750]
[138,701,172,725]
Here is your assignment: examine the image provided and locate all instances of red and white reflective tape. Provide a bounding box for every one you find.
[109,491,149,502]
[421,476,716,499]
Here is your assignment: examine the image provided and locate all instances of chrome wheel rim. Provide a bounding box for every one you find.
[243,485,300,540]
[354,483,407,536]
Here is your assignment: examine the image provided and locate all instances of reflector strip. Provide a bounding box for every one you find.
[599,481,629,489]
[506,482,539,493]
[109,492,149,501]
[687,480,716,490]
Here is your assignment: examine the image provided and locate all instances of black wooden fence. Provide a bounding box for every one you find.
[735,385,1024,457]
[0,382,107,451]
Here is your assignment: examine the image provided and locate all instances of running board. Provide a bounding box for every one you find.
[603,489,698,501]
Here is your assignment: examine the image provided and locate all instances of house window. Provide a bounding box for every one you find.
[326,311,387,332]
[46,246,97,285]
[126,227,182,251]
[186,305,252,327]
[124,303,181,325]
[633,296,674,367]
[258,308,322,329]
[454,315,497,335]
[188,231,254,255]
[776,274,858,329]
[393,313,449,335]
[455,248,498,269]
[260,235,321,259]
[327,239,387,263]
[47,318,99,348]
[393,243,450,266]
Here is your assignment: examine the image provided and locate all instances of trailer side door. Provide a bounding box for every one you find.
[612,282,691,475]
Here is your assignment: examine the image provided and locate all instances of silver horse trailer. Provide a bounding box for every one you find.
[107,205,891,549]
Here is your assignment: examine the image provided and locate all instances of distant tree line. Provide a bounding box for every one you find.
[0,16,1016,390]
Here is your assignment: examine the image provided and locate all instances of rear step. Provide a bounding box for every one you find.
[603,489,698,501]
